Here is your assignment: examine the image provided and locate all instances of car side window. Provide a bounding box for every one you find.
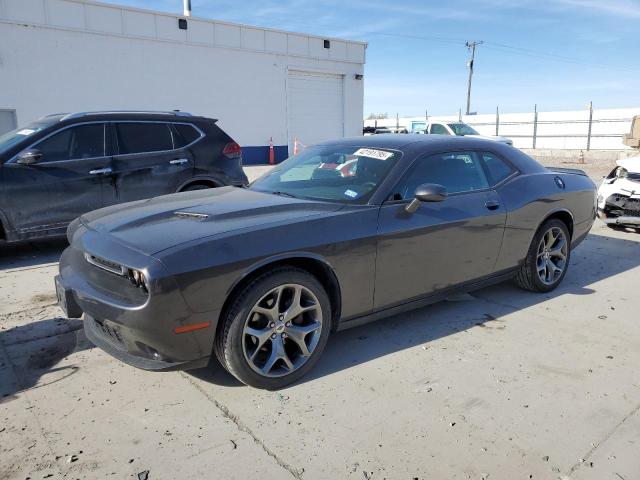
[172,123,201,148]
[429,124,450,135]
[34,124,105,162]
[481,151,515,186]
[392,151,489,200]
[116,123,174,155]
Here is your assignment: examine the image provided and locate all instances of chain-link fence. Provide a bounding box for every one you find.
[365,106,640,151]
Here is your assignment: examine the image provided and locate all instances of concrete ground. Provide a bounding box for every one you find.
[1,166,639,480]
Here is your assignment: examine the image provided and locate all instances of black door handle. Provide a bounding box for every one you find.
[485,200,500,210]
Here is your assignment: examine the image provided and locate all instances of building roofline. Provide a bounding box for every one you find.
[71,0,368,47]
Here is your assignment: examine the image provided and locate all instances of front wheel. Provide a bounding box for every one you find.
[214,268,331,389]
[515,218,571,292]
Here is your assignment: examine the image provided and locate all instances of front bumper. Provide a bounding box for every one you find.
[56,231,217,371]
[83,314,208,371]
[597,191,640,226]
[598,209,640,226]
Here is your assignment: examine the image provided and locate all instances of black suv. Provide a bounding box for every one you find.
[0,111,248,242]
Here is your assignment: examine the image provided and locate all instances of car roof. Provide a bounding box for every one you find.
[317,134,547,175]
[51,111,216,124]
[319,134,498,150]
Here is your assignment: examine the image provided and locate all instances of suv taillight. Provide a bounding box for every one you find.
[223,142,242,158]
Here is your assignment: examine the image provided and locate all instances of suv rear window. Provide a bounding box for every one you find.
[172,124,201,148]
[116,123,173,154]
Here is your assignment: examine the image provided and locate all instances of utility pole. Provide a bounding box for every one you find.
[465,41,483,115]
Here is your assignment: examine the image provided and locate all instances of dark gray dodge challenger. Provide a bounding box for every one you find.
[56,135,596,389]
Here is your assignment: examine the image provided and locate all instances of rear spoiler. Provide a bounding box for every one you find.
[547,167,588,177]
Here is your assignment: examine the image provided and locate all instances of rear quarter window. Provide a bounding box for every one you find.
[481,152,516,186]
[172,123,201,148]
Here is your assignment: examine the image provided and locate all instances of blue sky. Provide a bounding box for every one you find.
[102,0,639,116]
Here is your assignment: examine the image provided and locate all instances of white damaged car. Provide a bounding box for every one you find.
[597,156,640,228]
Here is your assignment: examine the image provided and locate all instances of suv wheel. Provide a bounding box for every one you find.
[215,267,331,389]
[183,184,213,191]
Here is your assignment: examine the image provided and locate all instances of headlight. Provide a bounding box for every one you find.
[615,167,628,179]
[85,253,148,292]
[127,268,149,292]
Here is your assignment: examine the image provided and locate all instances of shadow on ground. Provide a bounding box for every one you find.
[189,231,640,388]
[0,238,67,271]
[2,231,638,394]
[0,317,90,403]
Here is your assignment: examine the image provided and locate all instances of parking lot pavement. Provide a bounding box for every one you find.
[1,219,639,480]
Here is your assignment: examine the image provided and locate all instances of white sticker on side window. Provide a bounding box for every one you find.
[16,129,35,136]
[353,148,394,161]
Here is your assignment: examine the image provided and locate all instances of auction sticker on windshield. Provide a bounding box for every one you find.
[354,148,394,160]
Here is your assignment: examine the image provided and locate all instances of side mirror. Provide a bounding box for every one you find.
[16,149,43,165]
[405,183,447,213]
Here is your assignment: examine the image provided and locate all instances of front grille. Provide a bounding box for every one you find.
[623,198,640,214]
[85,253,124,276]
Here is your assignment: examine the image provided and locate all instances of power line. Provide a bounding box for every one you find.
[367,32,634,72]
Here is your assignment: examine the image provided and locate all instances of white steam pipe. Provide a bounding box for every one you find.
[183,0,192,17]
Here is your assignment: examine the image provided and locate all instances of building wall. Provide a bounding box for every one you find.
[0,0,366,163]
[365,107,640,151]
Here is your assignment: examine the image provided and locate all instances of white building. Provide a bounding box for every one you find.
[0,0,366,163]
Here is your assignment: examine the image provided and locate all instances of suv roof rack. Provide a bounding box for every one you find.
[60,110,193,121]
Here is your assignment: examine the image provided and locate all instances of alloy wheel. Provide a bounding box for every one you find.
[242,284,323,378]
[536,226,568,285]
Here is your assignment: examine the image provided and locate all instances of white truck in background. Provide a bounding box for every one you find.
[414,121,513,146]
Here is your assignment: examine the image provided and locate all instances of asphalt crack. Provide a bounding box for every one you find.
[567,401,640,476]
[181,373,305,479]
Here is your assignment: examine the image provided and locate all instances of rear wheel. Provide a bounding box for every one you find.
[215,268,331,389]
[516,218,571,292]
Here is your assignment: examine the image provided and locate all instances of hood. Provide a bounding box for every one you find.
[466,134,513,144]
[616,155,640,174]
[80,187,343,255]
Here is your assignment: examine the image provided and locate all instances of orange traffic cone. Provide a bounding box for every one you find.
[269,137,275,165]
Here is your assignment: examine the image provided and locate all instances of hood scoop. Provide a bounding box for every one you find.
[174,211,209,220]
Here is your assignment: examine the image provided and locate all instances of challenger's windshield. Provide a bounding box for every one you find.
[250,145,401,203]
[447,123,479,136]
[0,120,54,156]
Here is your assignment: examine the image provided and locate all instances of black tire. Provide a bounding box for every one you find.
[214,267,332,389]
[182,183,213,191]
[515,218,571,293]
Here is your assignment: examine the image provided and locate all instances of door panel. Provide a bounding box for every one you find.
[0,123,109,235]
[108,122,194,204]
[2,160,109,234]
[375,191,506,309]
[374,150,506,310]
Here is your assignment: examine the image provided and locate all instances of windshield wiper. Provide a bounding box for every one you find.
[270,191,299,199]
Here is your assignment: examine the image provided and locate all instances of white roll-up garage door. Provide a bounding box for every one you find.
[287,70,344,155]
